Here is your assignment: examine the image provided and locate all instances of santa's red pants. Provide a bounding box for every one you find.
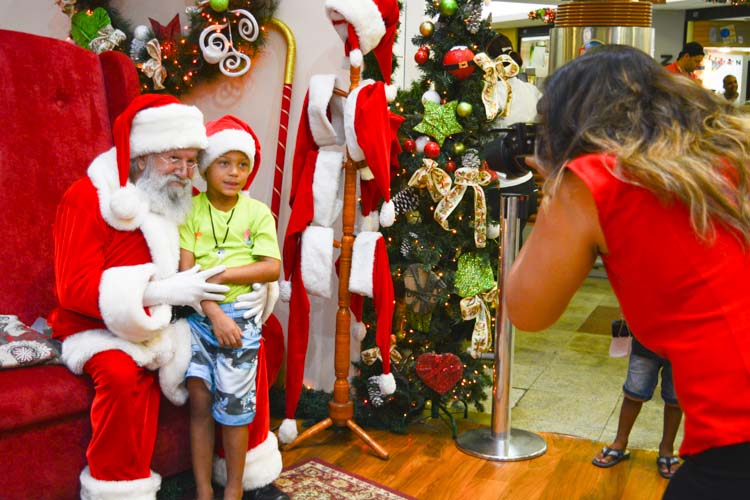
[84,350,161,481]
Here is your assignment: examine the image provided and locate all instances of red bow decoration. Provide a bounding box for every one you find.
[149,14,181,42]
[416,352,463,394]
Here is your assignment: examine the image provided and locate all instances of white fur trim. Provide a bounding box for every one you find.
[61,329,156,374]
[263,280,280,324]
[349,48,363,68]
[343,79,375,163]
[379,200,395,227]
[325,0,386,55]
[109,184,141,221]
[130,103,207,157]
[300,226,334,299]
[360,210,380,233]
[308,75,345,147]
[384,84,398,103]
[377,372,396,395]
[351,320,367,342]
[279,280,292,302]
[312,150,344,227]
[199,128,256,175]
[349,231,380,298]
[359,165,374,181]
[487,222,500,240]
[158,320,192,405]
[80,466,161,500]
[139,212,181,278]
[99,264,172,342]
[213,433,282,490]
[88,149,148,231]
[278,418,298,444]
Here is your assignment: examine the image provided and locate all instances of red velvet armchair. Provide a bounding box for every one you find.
[0,30,191,500]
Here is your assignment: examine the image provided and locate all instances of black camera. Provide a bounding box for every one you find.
[482,123,536,178]
[482,123,538,224]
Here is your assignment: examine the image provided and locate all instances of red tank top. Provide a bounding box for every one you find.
[567,153,750,456]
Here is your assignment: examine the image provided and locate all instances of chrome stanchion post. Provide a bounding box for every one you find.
[456,194,547,461]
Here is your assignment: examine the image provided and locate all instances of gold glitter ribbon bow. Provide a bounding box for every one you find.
[473,52,519,121]
[434,167,494,248]
[361,344,403,366]
[461,287,498,358]
[89,25,126,55]
[142,39,167,90]
[408,158,453,202]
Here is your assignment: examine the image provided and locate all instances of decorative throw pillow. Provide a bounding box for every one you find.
[0,315,61,369]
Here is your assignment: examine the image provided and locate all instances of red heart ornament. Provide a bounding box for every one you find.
[416,353,463,394]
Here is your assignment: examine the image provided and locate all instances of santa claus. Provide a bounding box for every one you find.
[49,94,283,500]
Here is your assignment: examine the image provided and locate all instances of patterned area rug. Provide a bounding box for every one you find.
[276,458,416,500]
[577,305,622,336]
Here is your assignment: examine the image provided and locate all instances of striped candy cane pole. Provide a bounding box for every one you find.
[268,18,296,221]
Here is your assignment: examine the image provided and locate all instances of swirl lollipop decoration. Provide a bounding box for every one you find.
[199,8,259,77]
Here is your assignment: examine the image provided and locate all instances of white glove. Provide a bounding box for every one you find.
[143,265,229,315]
[235,281,278,325]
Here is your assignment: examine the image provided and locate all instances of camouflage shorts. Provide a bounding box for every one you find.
[186,303,261,426]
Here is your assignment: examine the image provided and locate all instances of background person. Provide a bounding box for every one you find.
[664,41,704,82]
[722,74,739,104]
[484,34,542,239]
[506,45,750,498]
[592,334,683,480]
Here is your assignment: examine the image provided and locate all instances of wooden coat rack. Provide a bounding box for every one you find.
[281,64,389,459]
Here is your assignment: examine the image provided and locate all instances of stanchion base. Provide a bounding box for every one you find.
[456,427,547,462]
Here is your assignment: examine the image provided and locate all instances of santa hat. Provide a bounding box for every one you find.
[199,115,262,191]
[324,0,399,101]
[344,80,404,228]
[289,74,345,210]
[349,231,396,397]
[110,94,207,220]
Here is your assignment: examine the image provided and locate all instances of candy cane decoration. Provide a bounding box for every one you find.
[267,18,296,221]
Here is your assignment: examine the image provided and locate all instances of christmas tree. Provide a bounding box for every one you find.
[352,0,505,433]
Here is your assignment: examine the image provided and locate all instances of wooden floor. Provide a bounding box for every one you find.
[277,418,669,500]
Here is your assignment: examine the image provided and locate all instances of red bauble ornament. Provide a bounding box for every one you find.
[403,139,416,153]
[445,160,457,173]
[414,47,429,65]
[442,46,476,81]
[424,141,441,158]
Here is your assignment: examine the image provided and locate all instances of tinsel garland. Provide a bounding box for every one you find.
[704,0,750,5]
[528,7,556,24]
[59,0,277,96]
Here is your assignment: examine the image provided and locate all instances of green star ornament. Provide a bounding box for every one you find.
[414,100,464,146]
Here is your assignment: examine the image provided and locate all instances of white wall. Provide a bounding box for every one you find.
[653,10,685,65]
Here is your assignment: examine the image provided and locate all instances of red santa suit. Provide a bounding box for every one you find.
[48,95,281,499]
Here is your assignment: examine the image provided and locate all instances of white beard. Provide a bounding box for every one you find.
[136,159,193,224]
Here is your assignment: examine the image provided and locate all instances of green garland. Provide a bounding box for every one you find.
[60,0,277,96]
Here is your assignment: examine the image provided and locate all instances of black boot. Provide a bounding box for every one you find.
[245,483,289,500]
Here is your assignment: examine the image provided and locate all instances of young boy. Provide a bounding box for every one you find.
[179,115,281,500]
[592,333,683,480]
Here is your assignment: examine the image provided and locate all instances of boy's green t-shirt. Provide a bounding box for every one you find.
[179,193,280,303]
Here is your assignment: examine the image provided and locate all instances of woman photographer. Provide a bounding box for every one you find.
[505,44,750,498]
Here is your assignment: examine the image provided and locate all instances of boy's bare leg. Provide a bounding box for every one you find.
[188,378,216,500]
[595,395,644,464]
[658,403,683,472]
[222,424,249,500]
